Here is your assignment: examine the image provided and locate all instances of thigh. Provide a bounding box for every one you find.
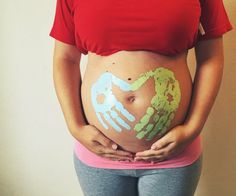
[138,154,203,196]
[73,153,138,196]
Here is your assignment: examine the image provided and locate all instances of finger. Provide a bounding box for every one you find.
[97,145,134,157]
[134,155,164,162]
[95,134,118,150]
[102,153,133,161]
[135,143,181,163]
[148,149,166,157]
[135,143,175,159]
[104,148,134,157]
[113,149,134,157]
[152,142,176,156]
[135,149,157,157]
[151,133,173,150]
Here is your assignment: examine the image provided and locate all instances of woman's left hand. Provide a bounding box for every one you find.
[134,124,197,163]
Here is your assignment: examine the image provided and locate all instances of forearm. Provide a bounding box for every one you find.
[53,58,87,134]
[183,60,224,139]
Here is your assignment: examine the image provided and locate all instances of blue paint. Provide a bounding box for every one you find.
[91,72,135,132]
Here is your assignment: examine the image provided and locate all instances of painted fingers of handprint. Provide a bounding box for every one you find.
[103,92,135,132]
[110,109,132,131]
[103,112,122,132]
[134,107,155,139]
[96,112,109,129]
[91,72,135,133]
[134,67,181,141]
[111,74,131,92]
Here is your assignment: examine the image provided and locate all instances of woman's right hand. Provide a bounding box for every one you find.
[71,124,134,161]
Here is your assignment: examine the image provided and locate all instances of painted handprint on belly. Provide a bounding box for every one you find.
[91,72,136,132]
[131,68,181,140]
[91,67,181,141]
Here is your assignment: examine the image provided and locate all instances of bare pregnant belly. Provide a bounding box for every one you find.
[81,50,193,153]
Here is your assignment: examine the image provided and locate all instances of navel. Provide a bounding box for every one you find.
[127,95,136,103]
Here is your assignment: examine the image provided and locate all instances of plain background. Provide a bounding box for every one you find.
[1,0,235,195]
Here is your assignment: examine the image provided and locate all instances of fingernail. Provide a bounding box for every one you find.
[112,144,118,150]
[151,145,156,150]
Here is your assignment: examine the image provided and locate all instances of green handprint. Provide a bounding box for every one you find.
[131,67,181,141]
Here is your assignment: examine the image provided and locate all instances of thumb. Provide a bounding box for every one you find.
[96,134,118,150]
[151,134,171,150]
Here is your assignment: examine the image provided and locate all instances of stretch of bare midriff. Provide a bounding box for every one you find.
[80,50,193,153]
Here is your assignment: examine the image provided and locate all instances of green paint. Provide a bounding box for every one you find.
[134,107,154,131]
[91,66,181,141]
[131,67,181,141]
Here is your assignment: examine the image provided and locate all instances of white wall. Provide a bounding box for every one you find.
[1,0,84,195]
[1,0,235,196]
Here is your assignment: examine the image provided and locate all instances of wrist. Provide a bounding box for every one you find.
[182,122,203,141]
[68,122,87,138]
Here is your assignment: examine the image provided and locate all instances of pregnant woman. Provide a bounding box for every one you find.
[49,0,233,195]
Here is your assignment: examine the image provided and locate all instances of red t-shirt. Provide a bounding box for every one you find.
[49,0,233,56]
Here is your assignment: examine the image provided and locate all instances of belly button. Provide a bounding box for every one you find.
[127,95,136,103]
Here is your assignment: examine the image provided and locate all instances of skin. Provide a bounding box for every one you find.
[135,37,224,162]
[52,36,224,162]
[91,67,181,141]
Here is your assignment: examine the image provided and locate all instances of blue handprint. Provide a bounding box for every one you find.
[91,72,136,132]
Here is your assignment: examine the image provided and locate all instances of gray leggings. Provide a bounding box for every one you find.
[73,152,203,196]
